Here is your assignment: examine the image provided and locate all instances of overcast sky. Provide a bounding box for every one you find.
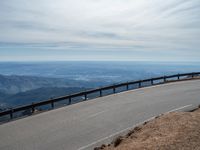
[0,0,200,61]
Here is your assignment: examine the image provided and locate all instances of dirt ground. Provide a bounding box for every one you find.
[95,107,200,150]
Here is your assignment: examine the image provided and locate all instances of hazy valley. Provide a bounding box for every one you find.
[0,61,200,110]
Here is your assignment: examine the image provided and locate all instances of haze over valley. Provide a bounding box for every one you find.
[0,61,200,110]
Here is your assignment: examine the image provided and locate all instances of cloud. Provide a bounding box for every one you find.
[0,0,200,61]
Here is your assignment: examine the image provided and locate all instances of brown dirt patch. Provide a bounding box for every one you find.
[96,108,200,150]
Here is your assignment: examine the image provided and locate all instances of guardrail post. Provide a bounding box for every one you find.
[177,74,180,80]
[31,103,35,113]
[10,109,13,119]
[126,84,129,90]
[191,73,194,78]
[163,76,166,82]
[84,94,87,101]
[51,101,54,109]
[100,90,102,97]
[113,87,116,93]
[138,81,141,88]
[151,79,154,85]
[68,97,72,105]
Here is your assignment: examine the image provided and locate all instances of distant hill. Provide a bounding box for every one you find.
[0,74,113,109]
[0,74,83,94]
[0,74,91,109]
[0,87,87,108]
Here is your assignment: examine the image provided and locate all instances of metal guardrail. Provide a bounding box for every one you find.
[0,72,200,122]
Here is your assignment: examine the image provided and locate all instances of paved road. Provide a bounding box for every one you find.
[0,80,200,150]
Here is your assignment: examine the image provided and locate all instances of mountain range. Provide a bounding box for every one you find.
[0,74,89,109]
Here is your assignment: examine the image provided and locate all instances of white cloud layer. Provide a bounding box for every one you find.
[0,0,200,61]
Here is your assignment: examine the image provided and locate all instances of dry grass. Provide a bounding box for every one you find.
[95,108,200,150]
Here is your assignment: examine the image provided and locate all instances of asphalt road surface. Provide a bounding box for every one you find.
[0,80,200,150]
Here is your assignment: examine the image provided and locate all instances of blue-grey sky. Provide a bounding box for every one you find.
[0,0,200,61]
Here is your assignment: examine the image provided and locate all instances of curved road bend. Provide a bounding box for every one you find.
[0,79,200,150]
